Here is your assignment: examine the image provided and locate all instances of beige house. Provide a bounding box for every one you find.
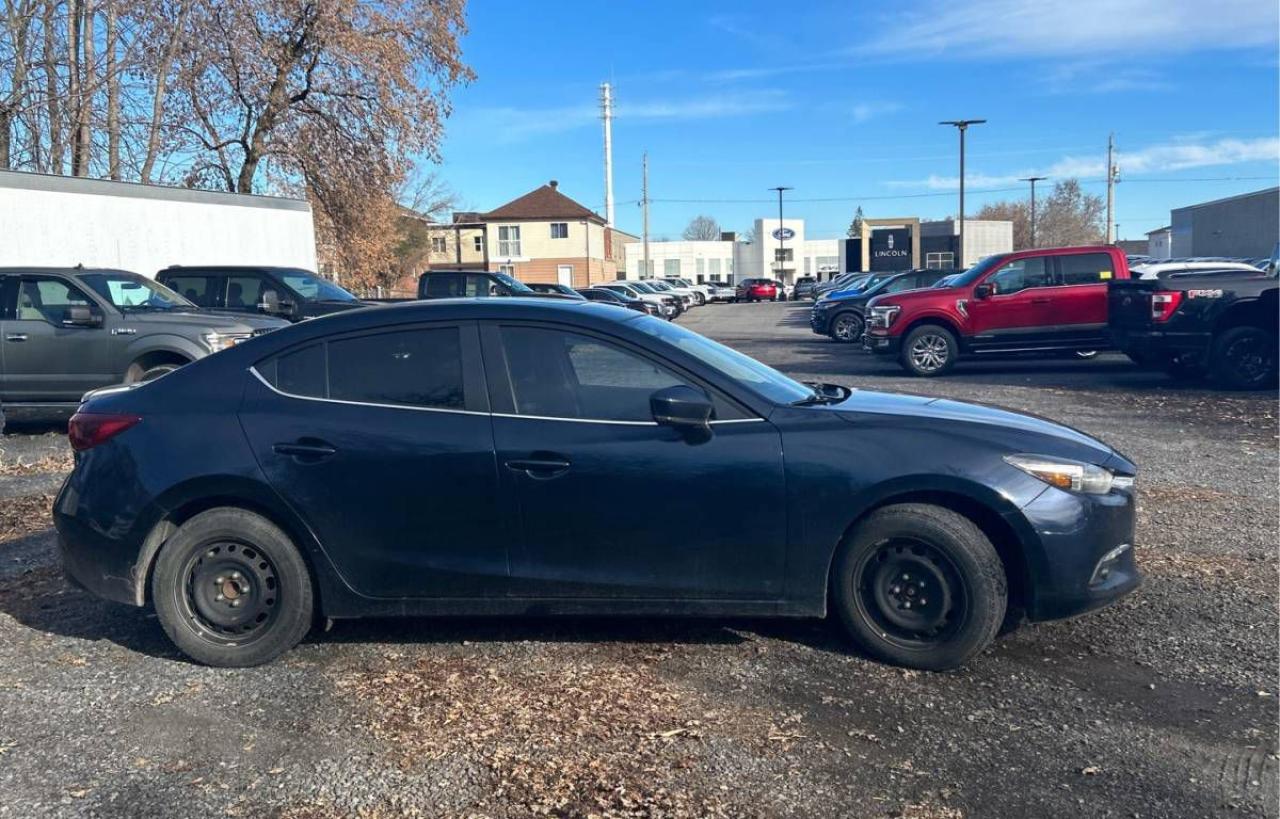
[426,181,636,288]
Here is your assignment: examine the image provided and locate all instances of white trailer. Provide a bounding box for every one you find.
[0,169,317,277]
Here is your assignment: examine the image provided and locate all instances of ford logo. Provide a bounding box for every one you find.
[772,227,795,241]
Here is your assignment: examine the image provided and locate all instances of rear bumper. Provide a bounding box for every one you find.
[1111,328,1213,361]
[54,477,146,607]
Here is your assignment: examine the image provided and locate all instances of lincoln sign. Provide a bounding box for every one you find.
[870,228,912,271]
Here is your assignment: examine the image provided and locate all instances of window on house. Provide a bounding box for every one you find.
[695,258,705,277]
[708,259,721,278]
[498,225,521,257]
[550,222,568,239]
[498,264,516,277]
[431,236,447,253]
[663,259,680,277]
[774,248,794,262]
[926,252,955,270]
[473,235,484,253]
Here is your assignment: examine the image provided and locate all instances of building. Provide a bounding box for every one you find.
[425,181,637,288]
[1145,226,1172,260]
[1169,187,1279,258]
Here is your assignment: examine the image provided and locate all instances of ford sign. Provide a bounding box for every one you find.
[771,227,795,241]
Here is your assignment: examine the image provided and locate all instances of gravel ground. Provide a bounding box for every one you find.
[0,300,1275,818]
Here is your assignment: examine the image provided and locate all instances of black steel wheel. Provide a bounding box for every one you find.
[179,540,281,645]
[853,537,966,646]
[1210,325,1278,390]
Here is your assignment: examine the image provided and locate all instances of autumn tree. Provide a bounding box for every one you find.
[975,200,1031,249]
[976,179,1103,250]
[682,214,721,241]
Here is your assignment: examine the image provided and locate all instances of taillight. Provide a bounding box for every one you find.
[68,412,142,451]
[1150,291,1183,322]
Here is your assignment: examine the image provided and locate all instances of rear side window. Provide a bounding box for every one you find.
[261,327,465,410]
[1059,253,1115,286]
[165,275,214,307]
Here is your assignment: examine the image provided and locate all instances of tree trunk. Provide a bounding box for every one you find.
[74,0,94,176]
[105,0,119,179]
[0,111,11,169]
[140,0,188,184]
[66,0,82,175]
[43,0,61,174]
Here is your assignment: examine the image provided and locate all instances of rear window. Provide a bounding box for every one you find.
[260,327,465,410]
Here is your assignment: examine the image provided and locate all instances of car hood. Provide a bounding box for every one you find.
[123,310,289,332]
[825,389,1118,464]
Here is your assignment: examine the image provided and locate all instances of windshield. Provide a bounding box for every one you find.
[81,272,195,311]
[633,315,814,405]
[279,270,358,302]
[495,272,534,294]
[947,255,1005,288]
[630,281,657,293]
[648,281,673,291]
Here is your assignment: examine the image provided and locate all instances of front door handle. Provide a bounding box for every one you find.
[5,333,28,342]
[505,457,571,480]
[273,440,337,463]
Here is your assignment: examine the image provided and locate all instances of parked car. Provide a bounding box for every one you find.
[660,277,710,305]
[157,266,373,322]
[793,277,818,299]
[418,270,539,299]
[57,296,1139,670]
[526,282,586,300]
[1108,267,1277,389]
[640,279,696,308]
[772,280,793,302]
[864,246,1130,376]
[705,282,737,303]
[598,282,678,318]
[1130,261,1263,280]
[0,267,286,416]
[735,279,777,302]
[811,269,949,343]
[577,287,655,314]
[812,272,864,300]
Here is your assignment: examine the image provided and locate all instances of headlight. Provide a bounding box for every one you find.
[202,332,250,352]
[869,305,901,327]
[1004,454,1129,495]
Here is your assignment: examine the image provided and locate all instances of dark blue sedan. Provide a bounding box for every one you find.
[55,298,1139,669]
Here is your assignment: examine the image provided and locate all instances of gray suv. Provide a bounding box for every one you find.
[0,267,286,414]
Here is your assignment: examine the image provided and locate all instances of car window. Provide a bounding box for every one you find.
[987,257,1050,295]
[466,274,501,297]
[1058,253,1115,286]
[263,327,465,411]
[424,273,462,297]
[882,276,917,294]
[279,271,357,302]
[165,275,214,307]
[15,278,93,323]
[225,275,263,309]
[499,326,743,423]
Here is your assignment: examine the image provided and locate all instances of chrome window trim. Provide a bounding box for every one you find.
[249,367,766,427]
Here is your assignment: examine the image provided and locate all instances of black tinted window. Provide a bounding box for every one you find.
[165,275,214,307]
[1059,253,1114,286]
[275,344,326,397]
[226,276,263,308]
[328,328,464,409]
[423,274,462,297]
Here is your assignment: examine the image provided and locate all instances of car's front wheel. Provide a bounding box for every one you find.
[831,503,1007,670]
[830,312,864,343]
[900,325,958,376]
[152,507,314,667]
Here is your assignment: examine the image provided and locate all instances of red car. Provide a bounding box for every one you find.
[863,246,1131,376]
[735,278,778,303]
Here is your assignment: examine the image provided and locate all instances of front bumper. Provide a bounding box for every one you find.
[1018,483,1141,622]
[810,308,832,335]
[862,329,903,356]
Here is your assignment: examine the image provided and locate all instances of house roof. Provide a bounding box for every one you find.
[484,180,605,224]
[1146,226,1171,235]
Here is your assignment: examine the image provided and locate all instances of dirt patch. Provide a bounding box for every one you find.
[337,647,800,818]
[1136,545,1276,586]
[0,450,73,478]
[1139,484,1237,504]
[0,493,54,543]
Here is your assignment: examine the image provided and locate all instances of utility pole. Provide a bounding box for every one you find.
[641,152,650,279]
[1019,175,1047,248]
[1106,133,1117,244]
[770,186,792,284]
[600,83,615,226]
[939,119,985,267]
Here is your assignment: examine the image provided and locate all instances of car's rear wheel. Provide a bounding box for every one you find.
[152,507,314,667]
[900,325,958,376]
[830,312,864,343]
[1210,325,1278,390]
[831,503,1006,670]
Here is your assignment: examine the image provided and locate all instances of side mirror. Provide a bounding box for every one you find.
[651,385,713,431]
[974,283,993,299]
[63,305,102,327]
[259,289,295,315]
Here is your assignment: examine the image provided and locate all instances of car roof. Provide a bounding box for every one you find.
[0,266,137,277]
[159,265,311,273]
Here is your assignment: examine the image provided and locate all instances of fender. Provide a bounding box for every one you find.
[900,309,966,337]
[124,333,206,364]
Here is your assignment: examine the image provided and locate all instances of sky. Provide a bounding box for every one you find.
[432,0,1280,243]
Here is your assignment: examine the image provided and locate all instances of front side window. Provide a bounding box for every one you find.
[1059,253,1114,286]
[15,277,94,323]
[550,222,568,239]
[226,275,263,308]
[263,327,465,411]
[80,271,192,312]
[499,326,742,423]
[986,257,1049,295]
[497,225,521,257]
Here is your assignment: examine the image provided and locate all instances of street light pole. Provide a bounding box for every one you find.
[769,186,792,286]
[1019,175,1047,248]
[939,119,985,267]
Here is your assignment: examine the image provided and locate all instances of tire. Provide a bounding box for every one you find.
[152,507,314,667]
[1209,325,1278,390]
[1163,354,1204,381]
[899,325,959,377]
[830,312,864,344]
[694,293,706,306]
[830,503,1007,671]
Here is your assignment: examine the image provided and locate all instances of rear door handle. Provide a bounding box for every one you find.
[273,440,337,463]
[505,458,571,479]
[5,333,28,342]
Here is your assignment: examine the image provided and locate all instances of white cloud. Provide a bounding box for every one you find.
[852,101,905,123]
[863,0,1278,57]
[888,136,1280,189]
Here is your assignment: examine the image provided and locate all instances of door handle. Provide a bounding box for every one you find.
[272,440,337,463]
[5,333,28,342]
[1030,298,1052,304]
[505,457,571,479]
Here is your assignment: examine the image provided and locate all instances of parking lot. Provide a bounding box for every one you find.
[0,299,1276,818]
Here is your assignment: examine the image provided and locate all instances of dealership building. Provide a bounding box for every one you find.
[625,217,1011,286]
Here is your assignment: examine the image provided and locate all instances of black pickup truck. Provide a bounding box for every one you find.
[1108,268,1277,389]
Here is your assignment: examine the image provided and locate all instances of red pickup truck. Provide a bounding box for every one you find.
[864,246,1130,376]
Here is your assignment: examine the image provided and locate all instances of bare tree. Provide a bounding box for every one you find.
[681,214,720,241]
[975,200,1031,249]
[1,0,40,168]
[976,179,1102,249]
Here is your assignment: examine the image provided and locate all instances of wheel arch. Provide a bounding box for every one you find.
[900,314,963,342]
[1213,291,1278,335]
